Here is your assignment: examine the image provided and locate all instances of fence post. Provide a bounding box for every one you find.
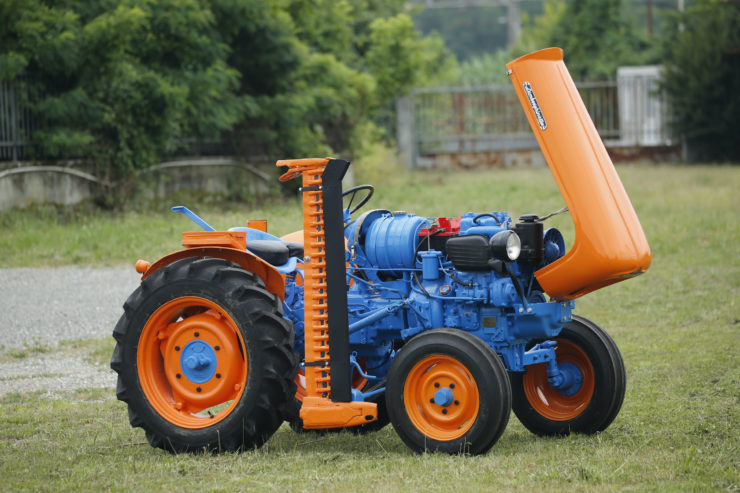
[396,95,416,168]
[9,81,18,162]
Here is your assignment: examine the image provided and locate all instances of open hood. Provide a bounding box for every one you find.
[507,48,651,300]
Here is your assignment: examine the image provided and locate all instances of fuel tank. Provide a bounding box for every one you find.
[506,48,651,300]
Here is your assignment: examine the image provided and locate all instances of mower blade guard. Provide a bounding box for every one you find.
[506,48,651,300]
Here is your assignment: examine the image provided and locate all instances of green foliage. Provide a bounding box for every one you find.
[660,0,740,162]
[412,6,511,62]
[1,0,455,206]
[2,0,243,205]
[548,0,654,80]
[516,0,567,55]
[452,0,645,87]
[366,14,457,100]
[457,51,512,86]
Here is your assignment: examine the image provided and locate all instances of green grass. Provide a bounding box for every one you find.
[1,163,739,491]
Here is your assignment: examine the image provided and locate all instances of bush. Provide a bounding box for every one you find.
[660,0,740,162]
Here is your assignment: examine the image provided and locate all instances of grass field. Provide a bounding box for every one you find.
[1,162,738,491]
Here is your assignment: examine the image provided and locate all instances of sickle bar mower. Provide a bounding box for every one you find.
[277,157,377,429]
[111,48,650,455]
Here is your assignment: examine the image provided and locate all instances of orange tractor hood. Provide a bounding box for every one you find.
[506,48,651,300]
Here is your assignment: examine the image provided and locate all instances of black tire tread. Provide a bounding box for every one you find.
[110,256,297,453]
[386,328,511,455]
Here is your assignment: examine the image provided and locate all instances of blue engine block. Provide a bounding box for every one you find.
[281,209,574,393]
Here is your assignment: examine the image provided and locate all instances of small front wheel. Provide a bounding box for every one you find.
[386,329,511,455]
[510,315,626,436]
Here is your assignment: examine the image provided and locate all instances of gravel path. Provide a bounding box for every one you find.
[0,267,141,396]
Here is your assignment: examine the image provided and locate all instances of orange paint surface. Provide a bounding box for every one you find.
[182,231,247,250]
[137,296,247,429]
[403,354,480,441]
[522,339,595,421]
[277,158,377,428]
[506,48,651,300]
[143,248,285,301]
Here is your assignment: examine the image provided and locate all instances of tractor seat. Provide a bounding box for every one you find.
[285,242,304,259]
[247,240,304,266]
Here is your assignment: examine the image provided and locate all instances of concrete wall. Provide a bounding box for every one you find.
[0,166,97,210]
[0,158,275,211]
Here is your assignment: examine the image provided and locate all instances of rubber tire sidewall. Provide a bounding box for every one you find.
[386,328,511,455]
[510,315,626,436]
[113,257,296,452]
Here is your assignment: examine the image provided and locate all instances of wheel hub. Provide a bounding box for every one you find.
[404,355,480,441]
[161,312,243,408]
[552,361,583,396]
[433,386,454,407]
[181,340,217,383]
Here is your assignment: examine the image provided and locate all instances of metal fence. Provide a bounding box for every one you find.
[399,68,672,167]
[0,76,36,161]
[2,67,672,166]
[406,81,620,158]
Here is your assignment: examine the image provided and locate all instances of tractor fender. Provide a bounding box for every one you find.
[141,247,285,301]
[506,48,651,300]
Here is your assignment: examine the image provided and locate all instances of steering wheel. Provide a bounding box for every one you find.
[342,185,374,216]
[472,212,501,225]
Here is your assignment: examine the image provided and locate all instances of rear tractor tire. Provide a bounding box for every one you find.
[510,315,626,436]
[385,329,511,455]
[110,257,297,453]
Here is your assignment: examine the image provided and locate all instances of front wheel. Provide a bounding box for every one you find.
[110,257,297,452]
[385,329,511,455]
[510,315,626,436]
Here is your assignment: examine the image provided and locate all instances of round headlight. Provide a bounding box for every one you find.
[490,230,521,261]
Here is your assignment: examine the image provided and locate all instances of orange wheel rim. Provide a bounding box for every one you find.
[137,297,247,429]
[403,354,480,441]
[522,340,595,421]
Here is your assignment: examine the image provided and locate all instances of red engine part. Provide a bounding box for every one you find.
[418,217,462,237]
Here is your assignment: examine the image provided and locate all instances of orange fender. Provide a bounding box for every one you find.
[141,246,285,301]
[280,230,304,243]
[506,48,651,300]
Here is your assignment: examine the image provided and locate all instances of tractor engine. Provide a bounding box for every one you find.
[284,208,572,375]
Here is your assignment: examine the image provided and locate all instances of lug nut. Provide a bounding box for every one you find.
[216,373,221,379]
[176,373,181,379]
[196,387,202,393]
[454,400,459,405]
[434,382,440,388]
[442,409,448,415]
[449,383,455,389]
[194,332,200,337]
[214,346,220,351]
[175,346,180,351]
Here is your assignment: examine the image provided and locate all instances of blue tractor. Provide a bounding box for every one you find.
[111,48,651,455]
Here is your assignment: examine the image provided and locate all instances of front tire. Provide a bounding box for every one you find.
[110,257,297,452]
[386,329,511,455]
[510,315,626,436]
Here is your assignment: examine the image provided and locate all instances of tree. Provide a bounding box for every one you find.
[366,14,456,102]
[1,0,242,205]
[660,0,740,162]
[0,0,458,206]
[548,0,653,80]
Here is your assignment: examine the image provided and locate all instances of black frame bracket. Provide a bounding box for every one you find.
[321,158,352,402]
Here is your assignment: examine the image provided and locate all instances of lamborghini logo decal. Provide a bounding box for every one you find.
[523,82,547,130]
